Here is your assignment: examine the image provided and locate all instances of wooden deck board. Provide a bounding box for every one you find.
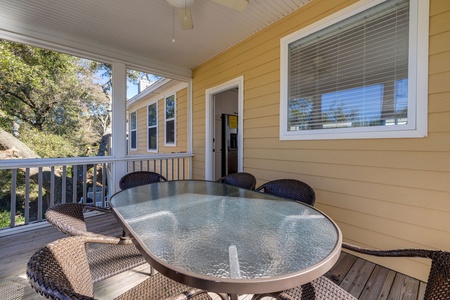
[388,273,420,300]
[325,252,358,285]
[0,212,426,300]
[339,258,376,298]
[358,265,396,300]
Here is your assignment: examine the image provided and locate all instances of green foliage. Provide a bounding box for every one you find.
[0,210,25,228]
[1,40,80,130]
[0,210,10,228]
[0,40,115,226]
[18,124,83,157]
[0,39,111,157]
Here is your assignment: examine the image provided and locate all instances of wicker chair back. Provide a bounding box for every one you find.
[216,172,257,190]
[45,203,106,237]
[119,171,168,190]
[27,236,228,300]
[256,179,316,206]
[45,203,146,283]
[27,236,95,299]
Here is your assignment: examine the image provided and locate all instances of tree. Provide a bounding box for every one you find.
[0,40,110,156]
[0,41,112,223]
[0,41,165,222]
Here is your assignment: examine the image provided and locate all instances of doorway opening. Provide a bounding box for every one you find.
[205,76,244,181]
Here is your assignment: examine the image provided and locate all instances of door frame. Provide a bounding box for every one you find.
[205,76,244,181]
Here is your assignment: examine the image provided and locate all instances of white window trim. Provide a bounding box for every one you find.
[129,110,137,151]
[147,101,158,152]
[164,93,177,146]
[279,0,429,141]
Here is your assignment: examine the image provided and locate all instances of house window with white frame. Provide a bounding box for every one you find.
[148,102,158,151]
[280,0,428,140]
[129,111,137,150]
[165,94,176,145]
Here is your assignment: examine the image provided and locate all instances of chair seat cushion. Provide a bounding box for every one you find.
[88,244,146,282]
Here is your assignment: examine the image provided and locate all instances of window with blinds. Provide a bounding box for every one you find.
[280,0,428,140]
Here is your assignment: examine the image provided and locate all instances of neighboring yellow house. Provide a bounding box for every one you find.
[127,78,189,155]
[126,78,190,179]
[191,0,450,282]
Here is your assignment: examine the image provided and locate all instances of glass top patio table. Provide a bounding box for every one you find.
[110,180,342,295]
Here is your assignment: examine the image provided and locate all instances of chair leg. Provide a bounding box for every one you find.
[229,294,239,300]
[150,265,155,276]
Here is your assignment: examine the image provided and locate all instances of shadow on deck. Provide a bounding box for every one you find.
[0,212,426,299]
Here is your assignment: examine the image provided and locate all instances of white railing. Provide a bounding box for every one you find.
[0,153,193,229]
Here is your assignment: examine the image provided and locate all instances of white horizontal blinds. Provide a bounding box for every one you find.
[287,0,409,131]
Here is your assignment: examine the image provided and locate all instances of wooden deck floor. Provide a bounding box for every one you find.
[0,213,426,300]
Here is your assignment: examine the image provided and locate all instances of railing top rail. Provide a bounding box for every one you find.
[0,153,193,169]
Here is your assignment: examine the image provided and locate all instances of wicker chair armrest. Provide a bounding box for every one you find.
[83,205,111,214]
[342,242,432,259]
[82,235,135,245]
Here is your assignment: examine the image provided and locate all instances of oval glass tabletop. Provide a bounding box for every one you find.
[110,180,341,294]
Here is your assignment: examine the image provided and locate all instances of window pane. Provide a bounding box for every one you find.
[130,112,137,130]
[148,127,157,150]
[166,120,175,144]
[130,131,137,149]
[148,103,157,126]
[166,95,175,119]
[287,0,409,132]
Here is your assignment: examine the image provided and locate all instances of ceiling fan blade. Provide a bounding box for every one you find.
[177,7,193,30]
[210,0,248,11]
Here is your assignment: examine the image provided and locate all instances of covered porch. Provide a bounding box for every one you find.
[0,0,449,298]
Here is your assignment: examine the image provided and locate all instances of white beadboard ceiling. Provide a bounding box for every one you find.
[0,0,311,76]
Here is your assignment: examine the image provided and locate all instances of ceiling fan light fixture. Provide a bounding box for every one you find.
[166,0,247,31]
[166,0,194,9]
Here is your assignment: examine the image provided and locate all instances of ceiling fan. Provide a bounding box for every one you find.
[166,0,249,30]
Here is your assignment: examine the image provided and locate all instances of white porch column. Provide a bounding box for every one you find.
[111,62,127,194]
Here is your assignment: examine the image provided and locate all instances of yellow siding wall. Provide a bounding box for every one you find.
[129,87,188,155]
[191,0,450,281]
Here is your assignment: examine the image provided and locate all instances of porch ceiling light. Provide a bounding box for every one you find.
[166,0,194,8]
[166,0,248,30]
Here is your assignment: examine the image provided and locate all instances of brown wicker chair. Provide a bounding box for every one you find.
[45,203,146,282]
[216,172,257,190]
[119,171,168,190]
[255,179,316,206]
[253,242,450,300]
[27,235,228,300]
